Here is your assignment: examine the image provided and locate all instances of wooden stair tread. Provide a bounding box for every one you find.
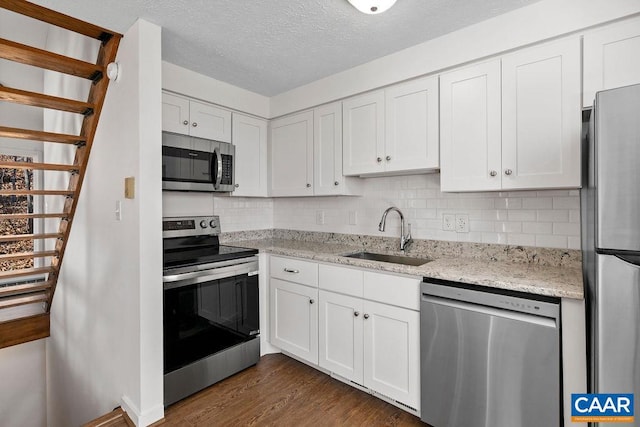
[0,86,94,115]
[83,407,134,427]
[0,266,53,280]
[0,213,66,220]
[0,37,103,81]
[0,0,122,41]
[0,160,79,172]
[0,251,57,262]
[0,126,85,144]
[0,189,74,196]
[0,281,51,298]
[0,313,49,349]
[0,292,49,309]
[0,233,62,242]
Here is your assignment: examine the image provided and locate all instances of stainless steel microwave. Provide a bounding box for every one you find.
[162,132,235,192]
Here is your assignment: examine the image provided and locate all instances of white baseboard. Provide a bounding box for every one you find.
[121,395,164,427]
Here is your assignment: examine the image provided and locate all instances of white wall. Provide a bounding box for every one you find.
[162,61,270,118]
[44,19,163,427]
[0,340,47,427]
[270,0,640,117]
[274,174,581,249]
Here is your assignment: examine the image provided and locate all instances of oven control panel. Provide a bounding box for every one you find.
[163,216,221,238]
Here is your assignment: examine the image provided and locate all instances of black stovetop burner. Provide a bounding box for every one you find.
[162,215,258,271]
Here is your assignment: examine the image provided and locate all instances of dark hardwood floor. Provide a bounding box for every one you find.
[154,353,426,426]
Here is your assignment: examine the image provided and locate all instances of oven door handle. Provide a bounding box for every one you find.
[163,260,258,290]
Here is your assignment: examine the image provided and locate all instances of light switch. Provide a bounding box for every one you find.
[115,200,122,221]
[316,210,325,225]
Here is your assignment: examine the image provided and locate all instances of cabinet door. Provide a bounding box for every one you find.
[363,300,420,410]
[269,111,314,196]
[270,278,318,364]
[313,102,343,195]
[232,113,268,197]
[343,91,385,176]
[318,290,364,384]
[162,92,190,135]
[440,60,502,192]
[189,100,232,142]
[584,16,640,107]
[501,38,581,190]
[385,76,439,172]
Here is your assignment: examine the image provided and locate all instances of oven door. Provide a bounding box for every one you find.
[163,258,259,374]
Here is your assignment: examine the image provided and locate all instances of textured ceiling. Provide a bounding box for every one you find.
[28,0,542,96]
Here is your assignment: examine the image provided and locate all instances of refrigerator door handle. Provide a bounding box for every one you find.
[615,254,640,267]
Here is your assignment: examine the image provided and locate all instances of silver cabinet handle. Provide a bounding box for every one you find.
[192,122,198,127]
[306,183,311,188]
[386,156,391,161]
[376,157,382,163]
[182,120,189,125]
[504,169,513,176]
[363,313,369,319]
[309,299,315,304]
[283,268,299,273]
[489,170,497,177]
[235,183,239,188]
[354,311,360,317]
[334,181,339,186]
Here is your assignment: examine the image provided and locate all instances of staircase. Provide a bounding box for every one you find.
[0,0,121,349]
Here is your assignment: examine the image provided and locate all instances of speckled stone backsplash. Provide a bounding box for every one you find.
[221,229,581,268]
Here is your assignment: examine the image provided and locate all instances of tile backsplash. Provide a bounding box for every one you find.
[272,174,581,250]
[165,173,581,250]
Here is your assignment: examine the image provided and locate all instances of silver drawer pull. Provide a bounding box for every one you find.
[354,311,360,317]
[363,313,370,319]
[309,299,315,304]
[284,268,299,274]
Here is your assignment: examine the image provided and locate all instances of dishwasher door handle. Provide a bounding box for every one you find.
[421,294,557,329]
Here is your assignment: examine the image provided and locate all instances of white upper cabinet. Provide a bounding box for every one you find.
[501,37,581,190]
[269,110,314,197]
[270,103,361,197]
[343,91,385,175]
[385,76,439,172]
[440,37,581,192]
[583,16,640,107]
[440,60,502,192]
[162,92,232,142]
[232,113,268,197]
[343,76,439,176]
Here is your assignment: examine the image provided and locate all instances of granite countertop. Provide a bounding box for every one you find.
[232,235,584,300]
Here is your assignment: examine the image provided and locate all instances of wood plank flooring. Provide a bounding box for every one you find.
[152,353,426,426]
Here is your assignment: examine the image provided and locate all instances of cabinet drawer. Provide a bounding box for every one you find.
[363,271,420,311]
[319,264,363,297]
[270,256,318,287]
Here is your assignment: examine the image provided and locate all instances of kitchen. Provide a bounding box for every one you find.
[0,0,639,426]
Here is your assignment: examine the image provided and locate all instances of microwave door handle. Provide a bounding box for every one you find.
[212,147,222,189]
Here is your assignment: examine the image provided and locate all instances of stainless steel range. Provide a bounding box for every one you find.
[162,215,260,406]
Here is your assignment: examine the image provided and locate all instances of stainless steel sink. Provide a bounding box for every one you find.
[344,251,431,266]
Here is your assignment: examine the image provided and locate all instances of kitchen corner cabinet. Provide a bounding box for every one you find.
[232,113,268,197]
[269,103,361,197]
[342,75,439,176]
[583,16,640,107]
[270,256,319,364]
[162,92,232,142]
[440,37,581,192]
[269,110,314,196]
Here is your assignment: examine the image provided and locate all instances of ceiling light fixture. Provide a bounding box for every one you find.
[347,0,397,14]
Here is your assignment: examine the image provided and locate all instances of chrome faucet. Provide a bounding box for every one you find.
[378,207,412,251]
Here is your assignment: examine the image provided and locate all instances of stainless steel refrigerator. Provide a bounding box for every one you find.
[582,83,640,423]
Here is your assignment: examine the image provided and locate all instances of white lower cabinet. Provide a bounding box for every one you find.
[319,290,364,382]
[315,263,421,412]
[270,278,318,364]
[363,300,420,410]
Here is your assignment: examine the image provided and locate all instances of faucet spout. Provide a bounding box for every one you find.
[378,207,412,251]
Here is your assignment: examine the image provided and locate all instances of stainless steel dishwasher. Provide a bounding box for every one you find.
[420,278,561,427]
